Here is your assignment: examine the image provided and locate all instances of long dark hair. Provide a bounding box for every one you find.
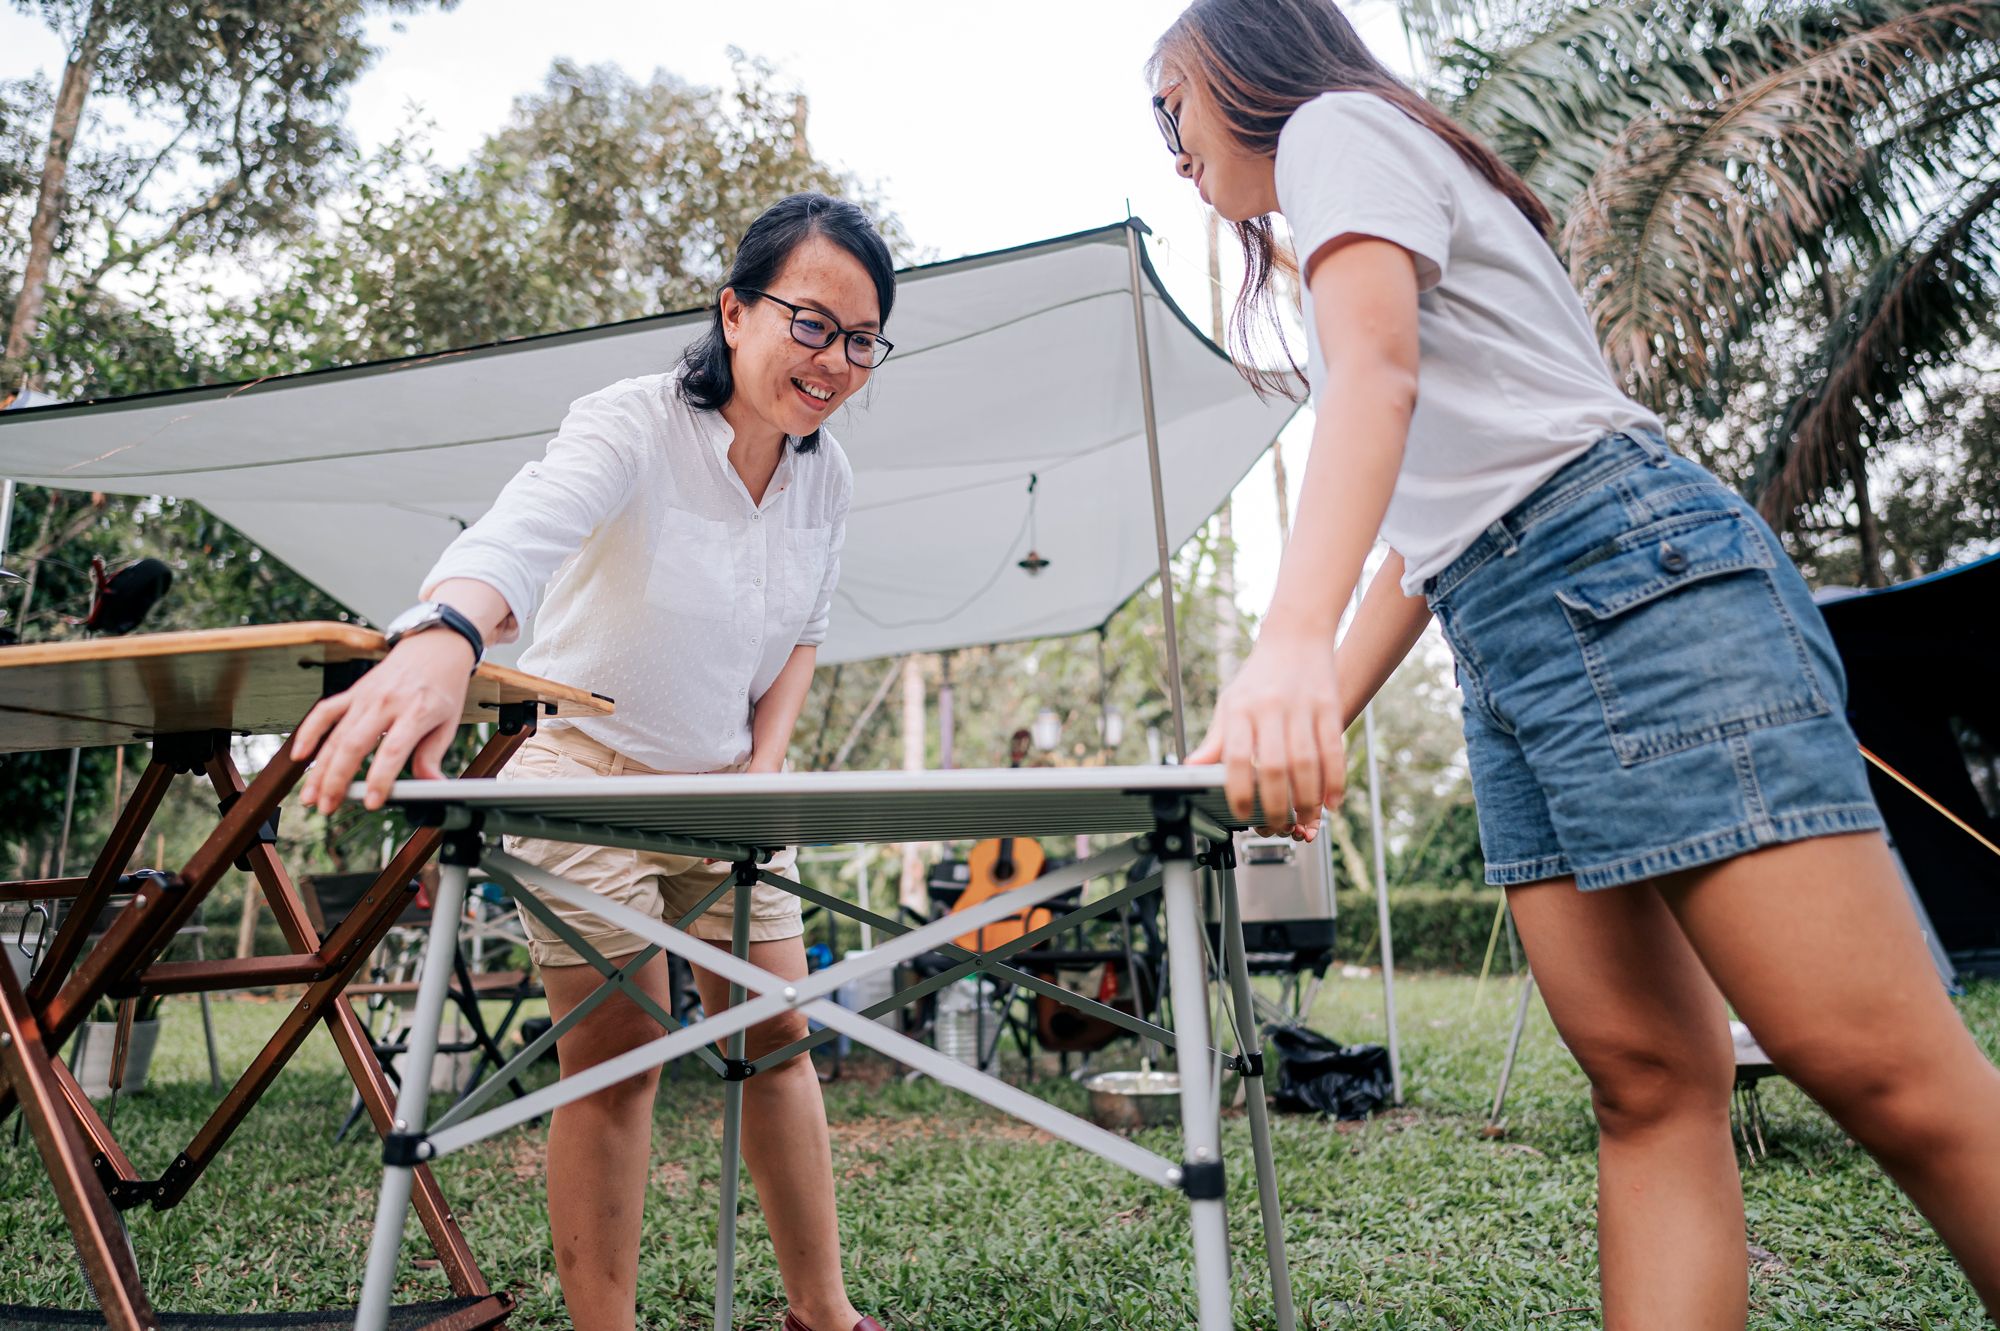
[1151,0,1553,400]
[679,192,897,451]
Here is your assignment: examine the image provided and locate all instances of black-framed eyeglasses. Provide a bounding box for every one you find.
[733,288,894,369]
[1153,81,1185,157]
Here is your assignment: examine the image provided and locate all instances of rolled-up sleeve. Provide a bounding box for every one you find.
[794,455,851,649]
[420,389,646,640]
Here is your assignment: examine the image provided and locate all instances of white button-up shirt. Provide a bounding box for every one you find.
[422,370,850,772]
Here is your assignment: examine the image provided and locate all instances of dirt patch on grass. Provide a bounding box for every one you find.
[829,1114,1055,1180]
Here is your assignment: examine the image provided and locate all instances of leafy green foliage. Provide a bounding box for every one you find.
[217,55,912,373]
[1411,0,2000,579]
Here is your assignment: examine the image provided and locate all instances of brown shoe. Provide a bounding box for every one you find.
[780,1315,887,1331]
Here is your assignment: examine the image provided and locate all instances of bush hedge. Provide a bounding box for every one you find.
[1334,883,1518,974]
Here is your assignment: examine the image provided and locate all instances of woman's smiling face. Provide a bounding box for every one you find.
[1156,66,1279,223]
[721,232,883,441]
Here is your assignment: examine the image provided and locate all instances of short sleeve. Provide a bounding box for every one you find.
[1276,93,1454,291]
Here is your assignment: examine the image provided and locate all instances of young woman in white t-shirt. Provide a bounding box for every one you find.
[295,193,891,1331]
[1152,1,2000,1323]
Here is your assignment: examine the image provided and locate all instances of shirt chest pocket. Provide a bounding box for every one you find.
[781,524,831,624]
[644,506,736,622]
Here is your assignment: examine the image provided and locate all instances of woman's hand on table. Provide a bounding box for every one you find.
[1186,626,1346,840]
[295,629,476,815]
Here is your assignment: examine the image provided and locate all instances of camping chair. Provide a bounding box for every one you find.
[303,871,539,1140]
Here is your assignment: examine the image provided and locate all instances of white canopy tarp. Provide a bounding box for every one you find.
[0,221,1295,665]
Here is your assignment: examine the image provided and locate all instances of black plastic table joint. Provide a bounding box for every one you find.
[718,1058,757,1082]
[732,859,761,888]
[382,1131,436,1166]
[216,789,282,871]
[1149,794,1195,863]
[1179,1159,1226,1200]
[316,657,373,700]
[1233,1050,1266,1079]
[441,821,485,868]
[90,1155,159,1210]
[153,730,223,775]
[404,803,448,829]
[489,699,547,736]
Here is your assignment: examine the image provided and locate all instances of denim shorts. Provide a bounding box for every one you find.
[1422,431,1882,891]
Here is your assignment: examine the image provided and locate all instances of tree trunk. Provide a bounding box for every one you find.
[1848,439,1886,588]
[897,654,930,912]
[4,1,110,386]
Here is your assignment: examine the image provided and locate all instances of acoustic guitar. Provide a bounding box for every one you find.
[949,836,1052,954]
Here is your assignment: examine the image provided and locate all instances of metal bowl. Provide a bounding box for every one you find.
[1083,1069,1183,1131]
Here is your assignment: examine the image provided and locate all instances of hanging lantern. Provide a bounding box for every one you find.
[1099,704,1126,750]
[1032,706,1062,752]
[1016,472,1051,577]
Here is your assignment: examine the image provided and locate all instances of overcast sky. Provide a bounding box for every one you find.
[2,0,1420,620]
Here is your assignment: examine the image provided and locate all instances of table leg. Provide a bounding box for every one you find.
[0,947,151,1328]
[1160,844,1232,1331]
[713,868,753,1331]
[357,853,474,1331]
[1219,864,1296,1331]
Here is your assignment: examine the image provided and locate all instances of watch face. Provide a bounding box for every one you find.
[386,603,439,637]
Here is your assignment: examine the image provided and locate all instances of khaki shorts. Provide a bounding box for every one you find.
[497,726,802,969]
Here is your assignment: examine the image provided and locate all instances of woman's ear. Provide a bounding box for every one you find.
[719,288,742,349]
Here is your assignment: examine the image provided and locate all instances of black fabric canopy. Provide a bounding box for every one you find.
[1818,554,2000,971]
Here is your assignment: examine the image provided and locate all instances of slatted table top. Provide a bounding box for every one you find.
[375,764,1258,847]
[0,622,613,753]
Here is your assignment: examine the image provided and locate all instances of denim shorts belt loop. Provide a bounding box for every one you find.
[1425,430,1882,892]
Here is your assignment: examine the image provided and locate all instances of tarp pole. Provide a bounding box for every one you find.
[0,478,16,566]
[1363,701,1404,1103]
[1125,223,1188,757]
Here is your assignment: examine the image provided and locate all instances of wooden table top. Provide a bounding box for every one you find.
[0,622,612,753]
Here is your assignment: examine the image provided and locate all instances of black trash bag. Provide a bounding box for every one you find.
[1265,1023,1391,1120]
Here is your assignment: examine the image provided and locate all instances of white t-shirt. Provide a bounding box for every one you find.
[1275,92,1662,594]
[422,370,850,772]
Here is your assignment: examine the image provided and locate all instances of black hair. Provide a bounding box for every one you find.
[678,192,897,453]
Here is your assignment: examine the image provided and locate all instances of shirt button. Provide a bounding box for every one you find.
[752,512,762,521]
[753,577,762,588]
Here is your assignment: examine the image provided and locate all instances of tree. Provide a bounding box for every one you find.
[220,55,912,372]
[1409,0,2000,585]
[3,0,455,393]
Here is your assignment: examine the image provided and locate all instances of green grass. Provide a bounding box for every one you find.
[2,974,1994,1328]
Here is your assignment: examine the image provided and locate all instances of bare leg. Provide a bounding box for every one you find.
[540,955,672,1331]
[1659,832,2000,1317]
[694,936,861,1331]
[1507,877,1747,1331]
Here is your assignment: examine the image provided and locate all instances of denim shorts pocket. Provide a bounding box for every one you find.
[1554,507,1830,766]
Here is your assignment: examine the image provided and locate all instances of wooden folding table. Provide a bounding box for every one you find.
[0,623,610,1329]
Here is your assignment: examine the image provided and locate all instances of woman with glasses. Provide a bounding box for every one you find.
[295,191,894,1331]
[1149,1,2000,1326]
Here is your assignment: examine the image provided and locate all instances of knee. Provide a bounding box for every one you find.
[1758,1029,1959,1154]
[1574,1036,1732,1139]
[742,1011,814,1072]
[555,1015,666,1109]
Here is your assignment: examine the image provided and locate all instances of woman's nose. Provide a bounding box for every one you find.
[1175,152,1194,179]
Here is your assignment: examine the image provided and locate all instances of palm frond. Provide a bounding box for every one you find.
[1436,1,1738,213]
[1756,172,2000,527]
[1563,0,2000,405]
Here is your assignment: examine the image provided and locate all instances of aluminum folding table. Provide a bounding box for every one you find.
[357,765,1299,1331]
[0,623,610,1329]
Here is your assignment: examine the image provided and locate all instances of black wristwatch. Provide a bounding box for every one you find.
[383,601,485,671]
